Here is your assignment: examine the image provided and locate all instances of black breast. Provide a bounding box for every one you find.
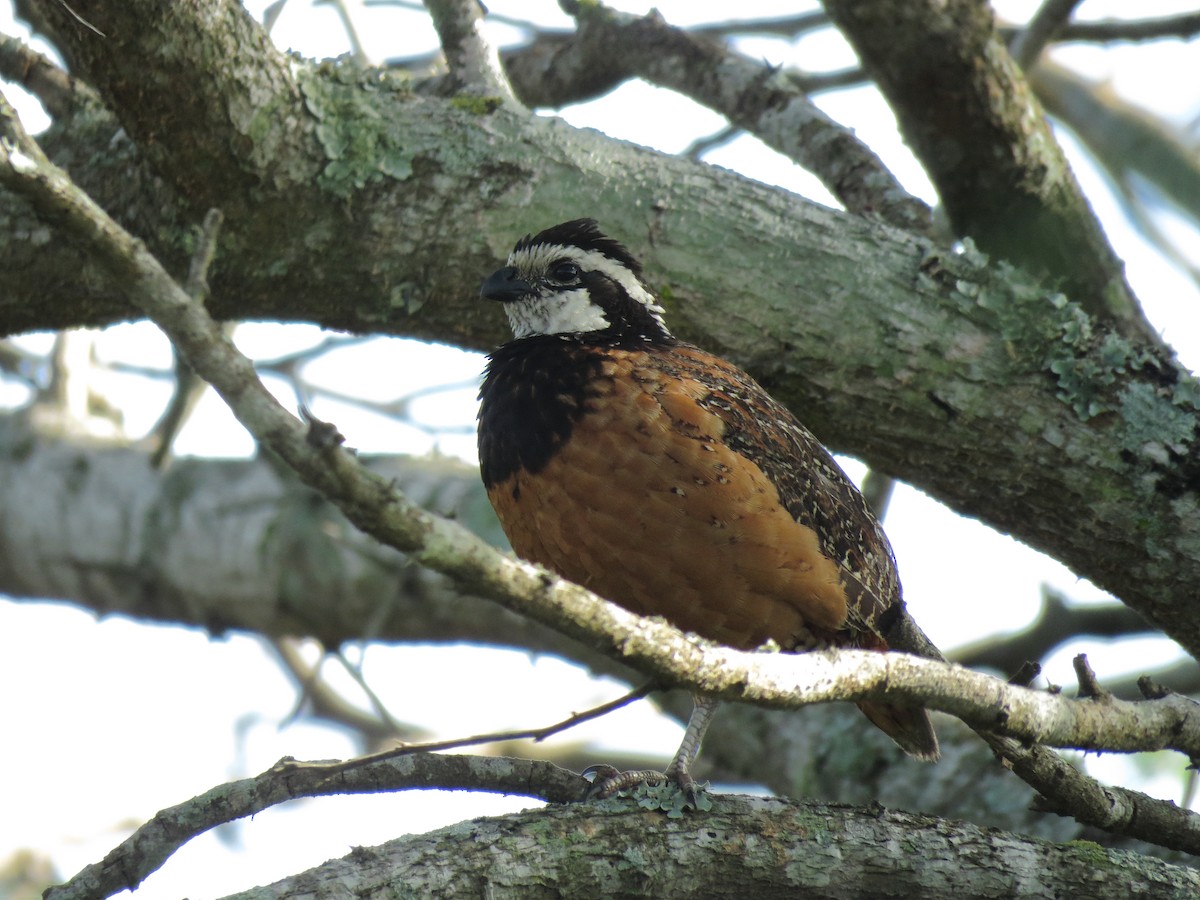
[477,336,604,488]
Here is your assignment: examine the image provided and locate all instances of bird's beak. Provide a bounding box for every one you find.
[481,266,535,302]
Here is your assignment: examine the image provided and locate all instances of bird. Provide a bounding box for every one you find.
[476,219,939,799]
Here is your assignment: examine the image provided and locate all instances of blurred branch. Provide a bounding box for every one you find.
[323,0,369,64]
[1009,0,1086,69]
[859,469,895,521]
[1109,658,1200,700]
[951,588,1153,674]
[0,33,76,119]
[681,124,739,161]
[147,209,225,467]
[269,638,433,750]
[1051,13,1200,44]
[0,339,41,387]
[1031,59,1200,289]
[690,11,831,40]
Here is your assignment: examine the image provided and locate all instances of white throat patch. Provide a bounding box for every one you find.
[505,289,608,338]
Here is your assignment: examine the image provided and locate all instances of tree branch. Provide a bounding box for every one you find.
[527,2,935,235]
[0,32,77,119]
[952,588,1153,677]
[5,85,1200,855]
[424,0,518,101]
[25,0,319,211]
[62,785,1200,900]
[1009,0,1086,69]
[822,0,1153,340]
[1050,12,1200,44]
[45,752,586,900]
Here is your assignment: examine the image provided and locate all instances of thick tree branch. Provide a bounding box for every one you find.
[24,0,319,211]
[67,786,1200,900]
[822,0,1153,341]
[424,0,517,101]
[0,32,77,119]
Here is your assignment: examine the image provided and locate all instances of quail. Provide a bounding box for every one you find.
[477,219,939,798]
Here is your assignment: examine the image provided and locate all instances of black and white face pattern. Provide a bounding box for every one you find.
[480,219,672,342]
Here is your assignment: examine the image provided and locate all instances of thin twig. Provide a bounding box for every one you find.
[682,124,740,161]
[296,681,658,780]
[183,208,223,304]
[148,209,225,467]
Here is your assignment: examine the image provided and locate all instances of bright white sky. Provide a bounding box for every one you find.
[2,1,1199,896]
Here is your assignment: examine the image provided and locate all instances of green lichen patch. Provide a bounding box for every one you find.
[296,60,417,198]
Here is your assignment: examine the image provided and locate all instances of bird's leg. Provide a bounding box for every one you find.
[586,694,720,804]
[663,694,720,798]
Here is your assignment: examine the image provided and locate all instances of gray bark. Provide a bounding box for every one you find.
[221,796,1200,899]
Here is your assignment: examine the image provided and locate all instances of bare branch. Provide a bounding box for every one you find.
[952,588,1153,676]
[294,681,656,780]
[269,638,433,749]
[822,0,1152,340]
[979,731,1200,855]
[546,2,933,235]
[147,209,226,467]
[0,33,77,119]
[1009,0,1086,69]
[424,0,518,101]
[1031,59,1200,262]
[46,753,586,900]
[1053,12,1200,44]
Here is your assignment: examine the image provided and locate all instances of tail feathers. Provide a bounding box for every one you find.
[857,701,940,761]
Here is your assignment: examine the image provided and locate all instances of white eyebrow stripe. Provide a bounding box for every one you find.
[509,243,669,334]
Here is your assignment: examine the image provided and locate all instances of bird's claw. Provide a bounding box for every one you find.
[583,764,666,799]
[582,764,707,810]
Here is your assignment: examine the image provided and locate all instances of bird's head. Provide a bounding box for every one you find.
[481,219,672,342]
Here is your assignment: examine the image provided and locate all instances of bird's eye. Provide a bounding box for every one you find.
[548,261,581,283]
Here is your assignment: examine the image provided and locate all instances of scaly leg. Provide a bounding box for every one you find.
[587,695,720,804]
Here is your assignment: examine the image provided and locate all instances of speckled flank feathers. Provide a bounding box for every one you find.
[477,219,939,772]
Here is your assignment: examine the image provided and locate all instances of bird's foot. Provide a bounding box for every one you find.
[583,764,711,814]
